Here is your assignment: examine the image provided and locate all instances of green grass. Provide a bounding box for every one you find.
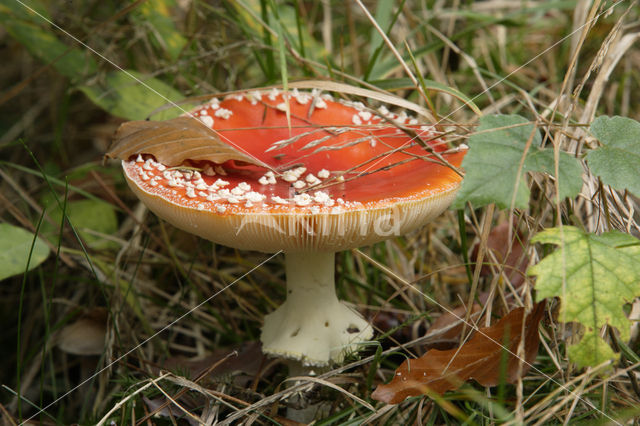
[1,0,639,424]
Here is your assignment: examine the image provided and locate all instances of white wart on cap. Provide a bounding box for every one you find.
[110,89,466,366]
[118,89,466,253]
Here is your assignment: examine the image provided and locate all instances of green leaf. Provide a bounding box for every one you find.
[587,116,640,197]
[0,3,97,79]
[452,114,583,209]
[526,149,584,201]
[452,115,536,209]
[230,0,325,64]
[528,226,640,366]
[79,70,186,120]
[366,0,396,80]
[0,223,50,281]
[567,329,619,370]
[43,199,118,251]
[0,0,51,23]
[132,0,187,62]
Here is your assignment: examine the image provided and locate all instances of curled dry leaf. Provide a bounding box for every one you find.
[106,116,269,168]
[372,301,546,404]
[288,80,436,121]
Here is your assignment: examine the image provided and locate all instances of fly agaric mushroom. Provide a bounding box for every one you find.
[107,88,466,367]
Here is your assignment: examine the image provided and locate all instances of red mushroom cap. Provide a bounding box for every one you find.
[115,89,465,252]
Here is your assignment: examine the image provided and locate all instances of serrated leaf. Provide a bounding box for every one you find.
[43,199,118,250]
[0,223,50,281]
[452,114,583,209]
[452,115,537,209]
[567,329,619,370]
[526,149,584,201]
[79,70,186,120]
[528,226,640,366]
[587,116,640,197]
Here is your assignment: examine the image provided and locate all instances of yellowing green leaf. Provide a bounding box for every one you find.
[567,330,618,370]
[587,116,640,197]
[43,199,118,251]
[0,4,97,79]
[453,115,583,209]
[528,226,640,366]
[0,0,51,23]
[230,0,326,61]
[0,223,50,281]
[79,70,186,120]
[133,0,187,62]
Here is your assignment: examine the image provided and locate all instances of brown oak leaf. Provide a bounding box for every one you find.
[372,301,546,404]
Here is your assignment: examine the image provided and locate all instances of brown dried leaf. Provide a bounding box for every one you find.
[472,220,529,288]
[106,117,267,168]
[159,342,271,387]
[426,304,482,349]
[372,301,546,404]
[288,80,435,121]
[142,396,201,426]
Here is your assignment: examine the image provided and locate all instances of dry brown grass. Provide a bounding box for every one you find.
[1,0,639,424]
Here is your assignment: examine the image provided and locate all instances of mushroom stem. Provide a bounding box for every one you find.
[260,252,373,366]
